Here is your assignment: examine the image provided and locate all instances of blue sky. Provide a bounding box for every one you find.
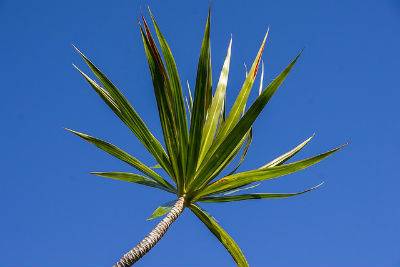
[1,0,399,266]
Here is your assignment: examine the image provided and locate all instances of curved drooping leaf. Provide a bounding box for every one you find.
[198,182,323,202]
[72,47,174,177]
[190,204,249,267]
[259,134,315,169]
[198,38,232,165]
[186,11,212,181]
[66,128,175,191]
[196,144,345,199]
[189,53,301,191]
[91,172,176,194]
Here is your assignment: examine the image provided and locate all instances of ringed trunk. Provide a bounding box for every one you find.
[113,196,185,267]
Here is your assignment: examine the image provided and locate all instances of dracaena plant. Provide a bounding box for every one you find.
[68,8,344,267]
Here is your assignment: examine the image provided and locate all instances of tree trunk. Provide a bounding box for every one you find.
[113,196,185,267]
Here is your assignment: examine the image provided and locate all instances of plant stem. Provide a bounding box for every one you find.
[113,196,185,267]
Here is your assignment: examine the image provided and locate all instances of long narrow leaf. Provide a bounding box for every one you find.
[186,11,212,180]
[221,183,260,196]
[205,130,250,183]
[227,128,253,175]
[149,10,189,188]
[260,134,315,169]
[187,80,193,109]
[196,144,345,198]
[73,47,174,177]
[198,38,232,165]
[66,128,175,191]
[258,60,264,95]
[214,30,268,146]
[190,204,249,267]
[198,182,323,202]
[140,24,181,184]
[91,172,176,194]
[190,53,301,191]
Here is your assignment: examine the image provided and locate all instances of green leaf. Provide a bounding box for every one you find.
[91,172,176,194]
[221,183,260,196]
[140,22,181,185]
[149,9,189,188]
[258,60,264,96]
[189,53,301,191]
[150,164,162,169]
[72,47,174,177]
[190,204,249,267]
[147,201,175,220]
[198,38,232,165]
[227,128,253,175]
[196,144,345,199]
[198,182,323,202]
[186,11,212,181]
[205,130,250,183]
[66,128,175,191]
[260,134,315,169]
[187,80,193,110]
[213,30,268,147]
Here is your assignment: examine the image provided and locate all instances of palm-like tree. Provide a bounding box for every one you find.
[68,9,344,267]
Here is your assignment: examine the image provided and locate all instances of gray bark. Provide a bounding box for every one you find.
[113,196,185,267]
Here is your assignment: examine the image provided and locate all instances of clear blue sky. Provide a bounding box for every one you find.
[1,0,399,266]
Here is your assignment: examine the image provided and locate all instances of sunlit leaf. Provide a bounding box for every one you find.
[190,204,249,267]
[140,22,181,184]
[190,53,301,191]
[91,172,176,194]
[198,182,323,202]
[149,9,189,189]
[227,128,253,175]
[198,38,232,165]
[66,128,175,191]
[214,30,268,145]
[260,134,315,169]
[196,144,345,199]
[72,47,174,177]
[147,201,175,220]
[186,11,212,181]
